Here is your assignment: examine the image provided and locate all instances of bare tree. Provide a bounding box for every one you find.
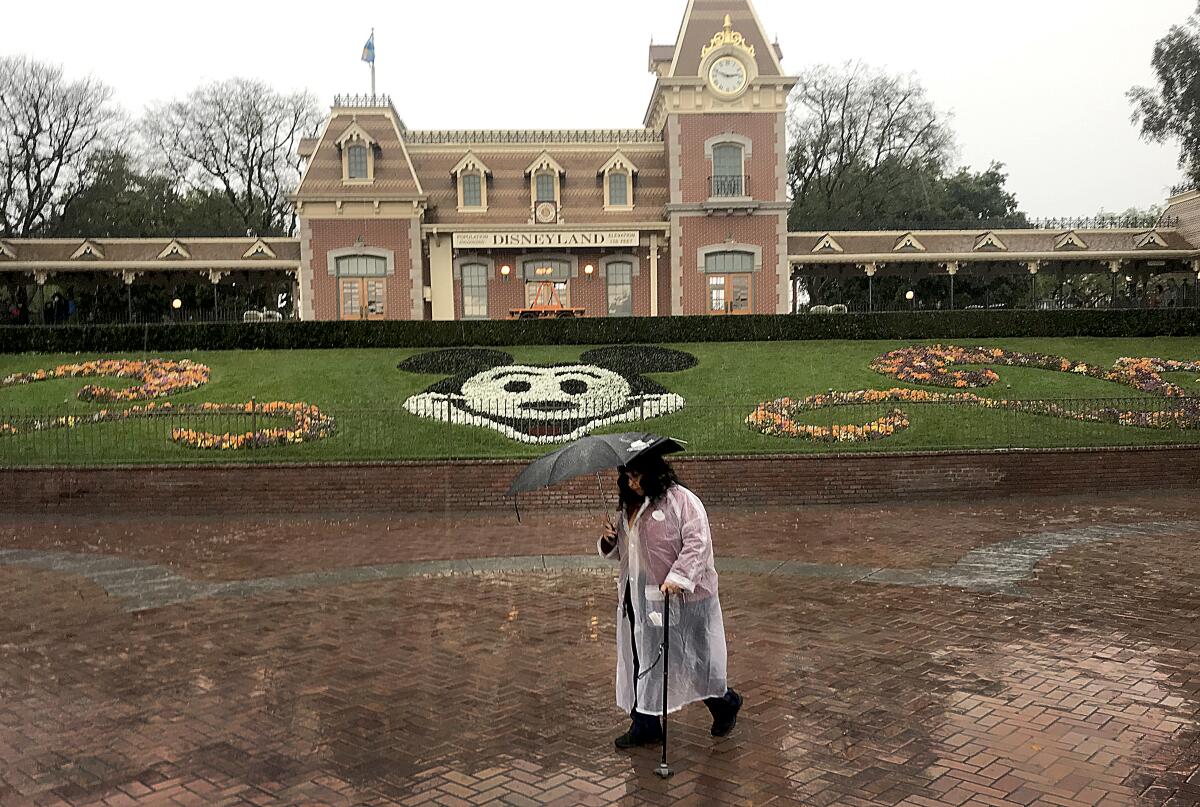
[143,78,321,236]
[787,63,955,229]
[0,56,121,237]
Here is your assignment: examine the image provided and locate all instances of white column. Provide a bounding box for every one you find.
[649,233,660,317]
[429,235,455,321]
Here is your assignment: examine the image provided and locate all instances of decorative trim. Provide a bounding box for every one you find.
[71,240,105,260]
[599,253,642,278]
[452,151,492,176]
[1134,230,1169,249]
[326,246,396,277]
[696,242,763,273]
[406,129,662,145]
[893,233,927,253]
[703,133,754,159]
[700,14,757,62]
[524,151,566,176]
[157,239,191,260]
[974,232,1008,252]
[812,234,844,254]
[453,254,496,280]
[243,239,278,259]
[334,120,377,148]
[1054,230,1089,251]
[598,151,640,176]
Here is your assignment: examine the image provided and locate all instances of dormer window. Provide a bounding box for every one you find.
[526,152,565,215]
[335,119,377,184]
[452,152,491,212]
[600,151,637,211]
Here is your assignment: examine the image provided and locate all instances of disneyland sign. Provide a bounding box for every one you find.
[452,230,639,249]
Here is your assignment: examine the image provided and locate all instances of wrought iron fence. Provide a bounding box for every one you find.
[0,396,1196,467]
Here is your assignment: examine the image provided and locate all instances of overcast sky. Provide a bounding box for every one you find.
[2,0,1192,218]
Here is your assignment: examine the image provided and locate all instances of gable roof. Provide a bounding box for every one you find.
[525,151,566,176]
[599,151,640,175]
[70,240,105,260]
[451,151,492,176]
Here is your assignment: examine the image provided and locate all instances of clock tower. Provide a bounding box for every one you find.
[648,0,797,315]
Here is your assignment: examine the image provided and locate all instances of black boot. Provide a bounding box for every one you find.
[614,710,663,749]
[704,689,743,738]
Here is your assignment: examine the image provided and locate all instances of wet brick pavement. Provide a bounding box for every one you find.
[0,492,1198,806]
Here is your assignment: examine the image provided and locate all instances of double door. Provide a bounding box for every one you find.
[707,273,752,315]
[340,278,386,320]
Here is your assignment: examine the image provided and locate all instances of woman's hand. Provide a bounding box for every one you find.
[660,581,683,595]
[599,518,617,554]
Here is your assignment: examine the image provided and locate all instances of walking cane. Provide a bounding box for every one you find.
[655,592,673,779]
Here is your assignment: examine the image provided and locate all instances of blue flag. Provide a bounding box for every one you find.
[361,32,375,64]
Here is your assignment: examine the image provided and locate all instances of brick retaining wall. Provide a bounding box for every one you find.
[3,446,1197,515]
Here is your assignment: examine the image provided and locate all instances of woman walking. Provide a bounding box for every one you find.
[598,451,742,748]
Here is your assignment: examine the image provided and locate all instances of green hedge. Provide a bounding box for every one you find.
[2,309,1199,353]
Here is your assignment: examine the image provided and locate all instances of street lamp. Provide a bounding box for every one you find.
[171,298,182,310]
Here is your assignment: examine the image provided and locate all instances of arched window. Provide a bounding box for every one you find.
[703,251,754,274]
[347,145,369,180]
[335,254,388,276]
[711,143,745,197]
[461,263,489,319]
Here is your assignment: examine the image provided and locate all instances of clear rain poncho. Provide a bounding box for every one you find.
[597,484,728,716]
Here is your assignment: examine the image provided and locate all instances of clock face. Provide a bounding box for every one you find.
[709,56,747,95]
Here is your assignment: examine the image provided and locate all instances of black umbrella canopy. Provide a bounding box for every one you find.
[507,432,685,496]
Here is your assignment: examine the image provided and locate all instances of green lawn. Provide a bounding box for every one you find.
[1,337,1199,465]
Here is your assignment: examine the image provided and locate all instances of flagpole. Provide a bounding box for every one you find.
[370,28,376,98]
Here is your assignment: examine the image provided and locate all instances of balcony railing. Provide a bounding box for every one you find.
[710,175,750,198]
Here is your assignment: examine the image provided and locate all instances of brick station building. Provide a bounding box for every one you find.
[4,0,1200,322]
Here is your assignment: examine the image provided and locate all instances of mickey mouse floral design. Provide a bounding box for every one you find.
[398,346,698,443]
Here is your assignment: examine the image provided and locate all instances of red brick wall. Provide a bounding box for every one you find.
[309,219,414,321]
[5,447,1197,516]
[677,113,779,205]
[680,214,781,314]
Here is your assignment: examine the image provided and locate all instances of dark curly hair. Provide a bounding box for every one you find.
[617,452,681,516]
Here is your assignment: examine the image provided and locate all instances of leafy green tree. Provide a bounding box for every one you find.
[51,149,259,238]
[1129,4,1200,188]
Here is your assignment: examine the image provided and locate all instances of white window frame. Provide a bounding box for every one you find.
[452,152,491,213]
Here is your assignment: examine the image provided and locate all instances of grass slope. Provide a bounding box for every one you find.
[1,337,1198,464]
